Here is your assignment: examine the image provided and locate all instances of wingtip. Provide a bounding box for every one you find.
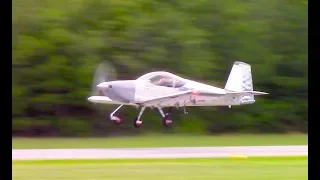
[87,96,94,102]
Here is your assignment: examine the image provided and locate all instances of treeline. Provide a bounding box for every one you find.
[12,0,308,136]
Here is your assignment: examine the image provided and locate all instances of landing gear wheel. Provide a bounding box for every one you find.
[110,115,122,125]
[133,118,143,128]
[162,113,173,127]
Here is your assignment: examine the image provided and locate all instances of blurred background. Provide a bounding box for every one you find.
[12,0,308,137]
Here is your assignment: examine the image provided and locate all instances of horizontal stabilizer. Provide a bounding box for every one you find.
[247,91,268,95]
[226,91,268,96]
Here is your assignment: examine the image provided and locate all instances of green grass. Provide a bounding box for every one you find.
[12,134,307,149]
[12,156,308,180]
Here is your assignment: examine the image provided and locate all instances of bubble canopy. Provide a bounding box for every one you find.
[137,71,187,88]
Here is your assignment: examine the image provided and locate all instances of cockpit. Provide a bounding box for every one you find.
[137,71,187,88]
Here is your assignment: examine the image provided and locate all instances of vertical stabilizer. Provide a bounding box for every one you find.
[224,61,253,92]
[225,61,255,105]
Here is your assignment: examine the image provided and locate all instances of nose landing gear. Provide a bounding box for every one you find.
[110,104,124,125]
[110,115,122,125]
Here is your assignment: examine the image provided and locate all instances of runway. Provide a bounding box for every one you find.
[12,145,308,160]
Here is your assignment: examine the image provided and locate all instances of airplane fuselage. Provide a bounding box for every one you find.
[96,79,243,107]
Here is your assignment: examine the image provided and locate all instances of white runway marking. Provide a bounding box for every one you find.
[12,145,308,160]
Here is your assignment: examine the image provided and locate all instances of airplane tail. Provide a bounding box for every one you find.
[224,61,268,105]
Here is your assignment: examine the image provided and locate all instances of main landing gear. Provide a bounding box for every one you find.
[109,104,123,125]
[157,107,172,127]
[109,104,173,128]
[133,106,145,128]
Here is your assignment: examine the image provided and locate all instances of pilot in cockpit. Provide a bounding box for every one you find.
[155,76,174,87]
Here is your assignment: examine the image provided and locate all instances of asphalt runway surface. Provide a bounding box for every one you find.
[12,145,307,160]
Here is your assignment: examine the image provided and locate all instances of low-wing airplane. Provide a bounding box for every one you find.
[88,61,268,128]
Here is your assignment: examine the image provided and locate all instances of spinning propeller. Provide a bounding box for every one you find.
[91,61,117,96]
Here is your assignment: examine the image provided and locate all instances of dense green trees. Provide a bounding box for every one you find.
[12,0,308,136]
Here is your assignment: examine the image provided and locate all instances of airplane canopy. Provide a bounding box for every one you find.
[137,71,187,88]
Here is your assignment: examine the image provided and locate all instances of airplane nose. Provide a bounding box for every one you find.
[107,80,136,103]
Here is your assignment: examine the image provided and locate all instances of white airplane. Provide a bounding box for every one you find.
[88,61,268,128]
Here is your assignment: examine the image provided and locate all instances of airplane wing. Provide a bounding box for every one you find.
[87,96,136,106]
[140,90,225,107]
